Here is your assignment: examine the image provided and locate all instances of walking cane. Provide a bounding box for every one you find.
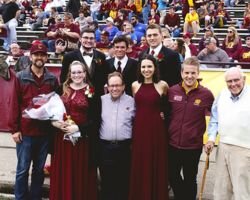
[198,152,210,200]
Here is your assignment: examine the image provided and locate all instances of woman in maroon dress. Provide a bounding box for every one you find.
[50,61,98,200]
[129,54,169,200]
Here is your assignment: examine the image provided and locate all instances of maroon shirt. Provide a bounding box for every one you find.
[168,83,214,149]
[164,13,180,28]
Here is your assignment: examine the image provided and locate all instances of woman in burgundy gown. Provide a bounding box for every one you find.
[129,54,169,200]
[50,61,98,200]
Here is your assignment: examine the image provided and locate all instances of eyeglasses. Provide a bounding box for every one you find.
[108,84,123,88]
[82,36,95,40]
[131,18,136,21]
[71,71,85,75]
[246,37,250,40]
[228,30,233,33]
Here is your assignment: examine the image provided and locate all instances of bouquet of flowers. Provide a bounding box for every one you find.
[63,113,81,146]
[22,92,66,121]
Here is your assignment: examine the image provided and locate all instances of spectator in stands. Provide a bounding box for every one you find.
[96,30,110,52]
[52,0,66,13]
[75,14,93,34]
[242,9,250,29]
[9,42,23,59]
[114,10,127,30]
[142,0,150,24]
[172,38,191,62]
[44,0,55,16]
[0,0,20,51]
[222,26,242,60]
[49,38,67,63]
[197,37,230,68]
[81,1,91,17]
[199,26,220,51]
[98,0,111,20]
[183,32,198,56]
[31,7,46,31]
[130,14,147,42]
[21,0,32,14]
[161,27,171,39]
[126,37,139,59]
[197,2,208,27]
[124,0,136,20]
[89,20,102,42]
[213,3,231,28]
[114,22,138,44]
[164,6,181,37]
[66,0,81,19]
[224,0,236,8]
[183,7,200,37]
[44,12,80,52]
[234,36,250,69]
[90,0,101,21]
[148,8,160,25]
[103,17,119,42]
[136,36,148,52]
[205,2,216,27]
[46,7,57,27]
[157,0,167,24]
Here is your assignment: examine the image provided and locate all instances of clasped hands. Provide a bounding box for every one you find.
[51,121,79,134]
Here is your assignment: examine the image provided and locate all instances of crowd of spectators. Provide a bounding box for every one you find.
[0,0,249,68]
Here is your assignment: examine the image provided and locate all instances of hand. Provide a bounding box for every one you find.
[12,131,22,143]
[204,141,214,154]
[160,112,165,120]
[51,121,65,129]
[62,124,79,134]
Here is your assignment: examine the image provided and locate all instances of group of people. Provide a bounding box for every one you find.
[8,21,250,200]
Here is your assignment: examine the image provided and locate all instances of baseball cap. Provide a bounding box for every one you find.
[106,17,114,24]
[30,43,47,55]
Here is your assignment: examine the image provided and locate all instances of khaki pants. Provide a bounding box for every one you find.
[214,142,250,200]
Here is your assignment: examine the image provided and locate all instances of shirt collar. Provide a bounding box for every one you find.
[115,55,128,67]
[230,85,247,102]
[181,80,199,94]
[150,43,163,56]
[80,46,93,55]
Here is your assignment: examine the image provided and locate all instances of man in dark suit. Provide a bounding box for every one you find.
[140,24,182,87]
[106,36,138,96]
[60,28,109,97]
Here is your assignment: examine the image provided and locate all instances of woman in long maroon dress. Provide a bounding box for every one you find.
[50,61,97,200]
[129,54,169,200]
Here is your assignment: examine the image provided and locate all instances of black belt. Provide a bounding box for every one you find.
[100,139,131,145]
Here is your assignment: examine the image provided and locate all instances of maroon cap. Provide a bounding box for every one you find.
[183,32,192,39]
[30,43,47,55]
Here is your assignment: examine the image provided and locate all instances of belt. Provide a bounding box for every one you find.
[100,139,131,145]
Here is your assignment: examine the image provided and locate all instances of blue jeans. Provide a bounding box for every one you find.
[142,5,150,24]
[15,135,49,200]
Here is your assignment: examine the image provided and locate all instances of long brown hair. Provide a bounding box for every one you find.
[62,61,92,97]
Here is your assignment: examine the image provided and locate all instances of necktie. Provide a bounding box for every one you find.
[117,61,122,73]
[150,50,155,56]
[83,52,93,57]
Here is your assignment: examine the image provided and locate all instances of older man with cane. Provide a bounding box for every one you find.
[205,67,250,200]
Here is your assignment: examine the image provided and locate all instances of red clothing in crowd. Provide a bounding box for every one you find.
[222,37,242,59]
[163,13,180,28]
[237,46,250,69]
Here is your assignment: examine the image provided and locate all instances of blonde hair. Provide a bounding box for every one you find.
[62,61,91,97]
[225,26,240,46]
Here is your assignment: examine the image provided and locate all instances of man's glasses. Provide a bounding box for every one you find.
[228,30,233,33]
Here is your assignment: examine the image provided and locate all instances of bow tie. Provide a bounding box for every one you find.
[83,52,93,57]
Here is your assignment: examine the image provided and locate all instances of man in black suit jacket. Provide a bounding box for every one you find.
[106,36,138,96]
[60,28,109,97]
[140,24,181,87]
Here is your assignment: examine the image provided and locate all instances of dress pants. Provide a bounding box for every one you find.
[168,145,202,200]
[99,139,131,200]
